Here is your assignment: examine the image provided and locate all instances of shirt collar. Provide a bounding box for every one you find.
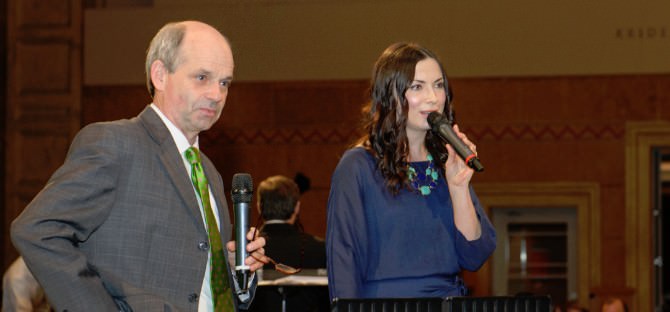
[150,103,199,154]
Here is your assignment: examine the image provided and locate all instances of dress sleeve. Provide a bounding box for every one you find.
[454,187,497,271]
[326,150,369,300]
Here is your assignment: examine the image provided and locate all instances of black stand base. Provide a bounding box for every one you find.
[331,295,552,312]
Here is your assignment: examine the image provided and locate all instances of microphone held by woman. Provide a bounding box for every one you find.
[427,112,484,172]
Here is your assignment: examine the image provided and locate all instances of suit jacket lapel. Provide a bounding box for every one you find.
[138,106,206,233]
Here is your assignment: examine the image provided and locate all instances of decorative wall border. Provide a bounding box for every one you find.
[204,124,625,145]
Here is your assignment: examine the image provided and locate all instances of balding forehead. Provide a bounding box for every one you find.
[182,22,231,53]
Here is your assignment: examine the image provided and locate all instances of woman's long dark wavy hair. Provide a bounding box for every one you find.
[356,42,454,195]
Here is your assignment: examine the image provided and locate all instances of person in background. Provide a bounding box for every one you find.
[293,172,311,195]
[10,20,266,311]
[256,175,326,271]
[326,42,496,300]
[566,303,589,312]
[248,175,328,312]
[2,257,50,312]
[601,297,628,312]
[292,172,311,233]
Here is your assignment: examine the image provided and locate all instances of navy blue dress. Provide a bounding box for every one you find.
[326,147,496,300]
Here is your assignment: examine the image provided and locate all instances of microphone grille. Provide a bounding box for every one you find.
[427,112,446,128]
[231,173,253,203]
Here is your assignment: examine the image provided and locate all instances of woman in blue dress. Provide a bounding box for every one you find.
[326,42,496,300]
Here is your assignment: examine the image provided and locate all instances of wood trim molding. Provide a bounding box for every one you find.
[624,121,670,312]
[473,182,601,307]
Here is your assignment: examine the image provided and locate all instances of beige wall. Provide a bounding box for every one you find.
[84,0,670,84]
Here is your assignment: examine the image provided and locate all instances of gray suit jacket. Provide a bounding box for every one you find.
[11,106,254,312]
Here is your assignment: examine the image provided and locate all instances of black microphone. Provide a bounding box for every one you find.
[231,173,253,292]
[427,112,484,172]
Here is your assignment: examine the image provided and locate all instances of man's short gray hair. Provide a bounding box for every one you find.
[145,22,186,98]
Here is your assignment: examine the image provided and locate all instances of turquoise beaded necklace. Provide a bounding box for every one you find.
[407,153,440,195]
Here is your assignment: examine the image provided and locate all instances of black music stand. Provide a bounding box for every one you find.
[253,269,329,312]
[331,295,552,312]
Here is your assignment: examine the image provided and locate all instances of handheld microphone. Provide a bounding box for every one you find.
[427,112,484,172]
[231,173,253,292]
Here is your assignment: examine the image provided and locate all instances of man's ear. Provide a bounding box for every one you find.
[150,60,167,92]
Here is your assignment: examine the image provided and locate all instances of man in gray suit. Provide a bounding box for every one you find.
[10,20,267,311]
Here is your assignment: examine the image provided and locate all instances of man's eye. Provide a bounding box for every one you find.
[196,75,206,81]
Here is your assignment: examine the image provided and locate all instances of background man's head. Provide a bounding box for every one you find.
[601,297,628,312]
[257,175,301,222]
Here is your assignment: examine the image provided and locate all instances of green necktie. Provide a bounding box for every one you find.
[185,147,235,311]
